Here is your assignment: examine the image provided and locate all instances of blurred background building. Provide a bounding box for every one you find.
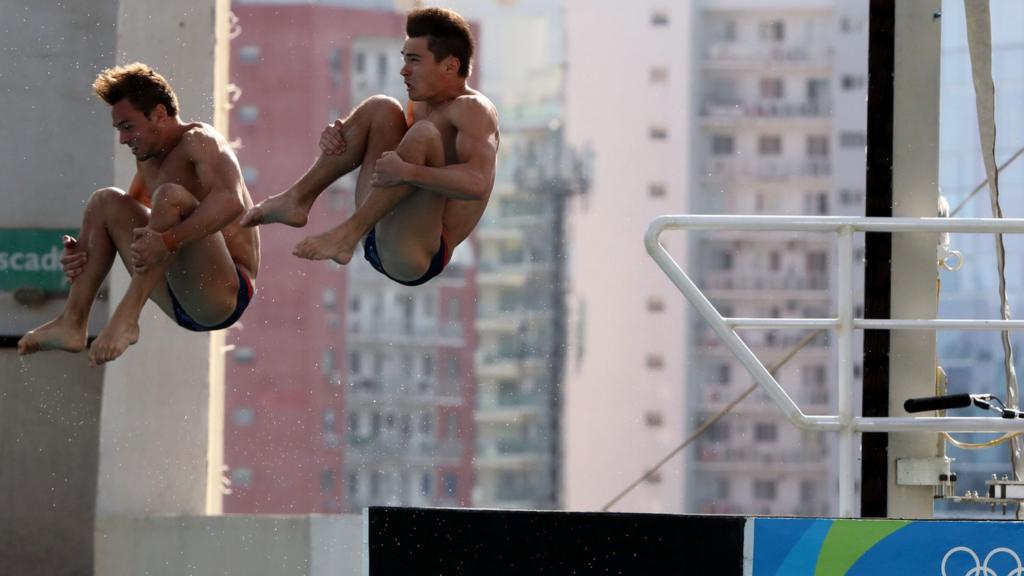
[563,0,868,515]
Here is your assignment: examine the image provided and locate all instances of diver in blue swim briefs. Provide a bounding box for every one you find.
[18,62,261,366]
[239,7,498,287]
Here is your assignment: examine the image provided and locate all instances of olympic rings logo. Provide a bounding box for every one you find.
[942,546,1024,576]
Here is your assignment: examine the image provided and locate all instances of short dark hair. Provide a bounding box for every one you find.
[407,7,474,78]
[93,62,179,117]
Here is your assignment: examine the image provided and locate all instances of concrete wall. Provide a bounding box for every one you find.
[0,1,117,574]
[95,515,363,576]
[96,0,226,519]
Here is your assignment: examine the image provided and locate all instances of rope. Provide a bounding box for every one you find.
[601,329,822,512]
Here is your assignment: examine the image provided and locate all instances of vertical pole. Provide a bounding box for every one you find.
[837,226,854,517]
[862,0,895,519]
[887,0,943,519]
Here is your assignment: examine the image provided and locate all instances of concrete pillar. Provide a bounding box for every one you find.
[95,0,228,518]
[0,1,117,574]
[888,0,942,519]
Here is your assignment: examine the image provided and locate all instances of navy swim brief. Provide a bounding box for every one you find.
[363,226,450,287]
[168,266,254,332]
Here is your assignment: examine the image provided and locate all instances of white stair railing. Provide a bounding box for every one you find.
[645,215,1024,516]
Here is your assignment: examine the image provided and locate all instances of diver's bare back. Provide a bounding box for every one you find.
[138,122,259,276]
[413,88,500,238]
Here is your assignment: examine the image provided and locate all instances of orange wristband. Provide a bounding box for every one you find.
[161,230,180,253]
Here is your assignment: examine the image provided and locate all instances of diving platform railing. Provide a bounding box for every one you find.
[645,215,1024,517]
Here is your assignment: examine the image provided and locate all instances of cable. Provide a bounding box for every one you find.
[601,329,822,512]
[949,144,1024,217]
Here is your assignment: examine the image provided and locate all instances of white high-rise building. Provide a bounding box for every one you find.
[564,1,868,515]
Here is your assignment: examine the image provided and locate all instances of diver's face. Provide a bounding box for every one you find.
[112,99,162,160]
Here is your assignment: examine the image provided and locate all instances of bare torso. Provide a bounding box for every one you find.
[136,123,260,278]
[409,88,500,244]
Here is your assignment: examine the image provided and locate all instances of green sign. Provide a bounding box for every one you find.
[0,228,79,293]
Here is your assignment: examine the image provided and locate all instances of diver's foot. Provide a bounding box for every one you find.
[88,316,139,367]
[240,189,312,228]
[293,225,359,265]
[17,315,88,355]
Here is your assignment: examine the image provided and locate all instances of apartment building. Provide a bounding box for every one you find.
[564,1,867,515]
[223,1,476,512]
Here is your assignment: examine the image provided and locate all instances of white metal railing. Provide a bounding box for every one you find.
[645,215,1024,517]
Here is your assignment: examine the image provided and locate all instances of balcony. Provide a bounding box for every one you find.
[348,320,464,347]
[702,99,831,121]
[474,439,548,469]
[703,158,832,183]
[347,435,463,463]
[475,390,542,423]
[694,445,827,471]
[345,377,465,407]
[703,271,829,293]
[703,42,830,68]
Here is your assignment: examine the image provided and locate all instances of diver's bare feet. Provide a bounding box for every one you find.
[88,316,140,367]
[240,189,312,228]
[17,315,87,355]
[293,225,360,265]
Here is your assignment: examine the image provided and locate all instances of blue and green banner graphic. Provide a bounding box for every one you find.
[752,518,1024,575]
[0,228,78,293]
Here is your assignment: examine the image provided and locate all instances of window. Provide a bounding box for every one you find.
[370,470,383,498]
[839,189,864,205]
[234,346,255,363]
[806,135,829,158]
[649,67,668,83]
[759,78,784,100]
[321,468,335,493]
[754,422,778,442]
[758,135,782,156]
[443,472,458,495]
[839,131,867,148]
[759,20,785,42]
[711,134,734,156]
[840,17,865,34]
[769,251,781,271]
[239,45,261,64]
[448,297,461,321]
[354,51,366,74]
[648,182,667,198]
[323,288,336,310]
[754,480,777,500]
[447,356,461,380]
[806,251,827,273]
[347,471,360,499]
[238,105,259,124]
[376,53,387,79]
[422,354,434,378]
[241,167,259,185]
[231,467,253,489]
[323,409,337,433]
[715,478,731,499]
[644,411,663,427]
[800,480,817,502]
[444,413,459,439]
[419,412,434,435]
[804,192,828,215]
[649,125,668,140]
[421,472,433,496]
[719,19,737,42]
[651,10,669,26]
[232,407,254,426]
[706,421,729,442]
[841,74,865,91]
[716,364,730,384]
